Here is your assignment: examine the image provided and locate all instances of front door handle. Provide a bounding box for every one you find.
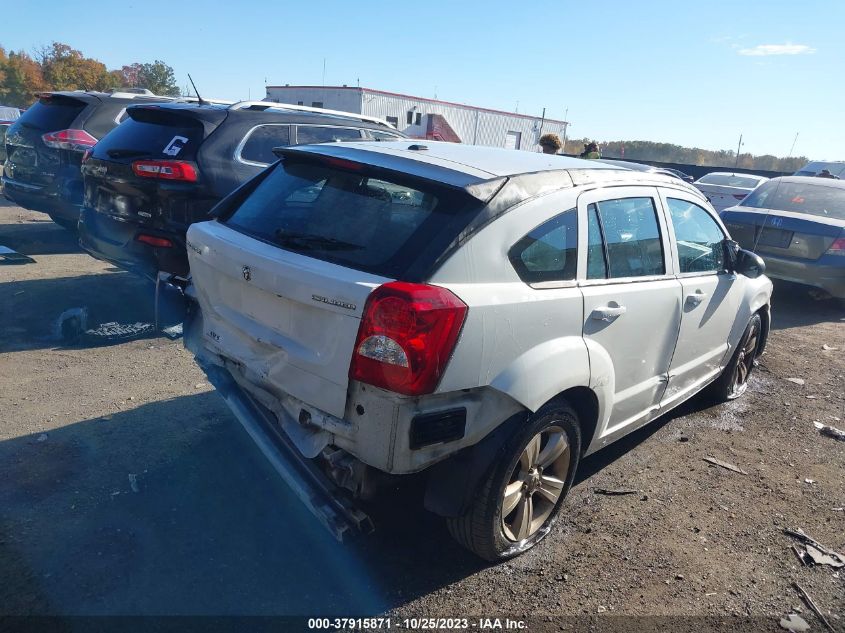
[686,290,709,307]
[590,305,627,321]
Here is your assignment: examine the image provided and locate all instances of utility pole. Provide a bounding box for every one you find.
[734,133,743,168]
[562,106,569,154]
[538,107,546,138]
[322,58,326,86]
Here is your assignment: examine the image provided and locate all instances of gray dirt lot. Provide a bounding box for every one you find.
[0,200,843,627]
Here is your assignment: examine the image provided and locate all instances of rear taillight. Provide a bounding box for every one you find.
[136,234,173,248]
[826,237,845,256]
[131,160,198,182]
[349,282,467,396]
[41,129,97,151]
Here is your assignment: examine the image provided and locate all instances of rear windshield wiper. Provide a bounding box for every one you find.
[273,230,363,251]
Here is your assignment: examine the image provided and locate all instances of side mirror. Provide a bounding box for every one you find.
[734,247,766,279]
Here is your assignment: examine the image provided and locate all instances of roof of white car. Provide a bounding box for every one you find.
[291,140,619,179]
[773,175,845,189]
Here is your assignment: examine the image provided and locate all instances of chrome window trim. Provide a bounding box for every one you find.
[234,123,292,167]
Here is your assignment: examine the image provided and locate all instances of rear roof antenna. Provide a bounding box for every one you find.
[187,73,206,106]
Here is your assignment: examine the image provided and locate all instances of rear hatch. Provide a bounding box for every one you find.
[186,152,482,417]
[722,180,845,260]
[82,105,226,231]
[694,174,763,210]
[3,93,92,188]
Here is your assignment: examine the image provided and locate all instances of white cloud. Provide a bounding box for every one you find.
[737,43,816,56]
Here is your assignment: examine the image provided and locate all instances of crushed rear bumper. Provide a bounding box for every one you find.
[184,298,373,541]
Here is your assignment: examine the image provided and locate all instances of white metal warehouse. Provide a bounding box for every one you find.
[264,85,568,153]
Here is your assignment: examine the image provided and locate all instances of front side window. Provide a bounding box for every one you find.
[239,124,291,165]
[509,209,577,284]
[295,126,364,144]
[667,198,725,273]
[588,197,665,279]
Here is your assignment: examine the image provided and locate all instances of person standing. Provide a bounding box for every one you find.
[580,141,601,159]
[539,133,562,155]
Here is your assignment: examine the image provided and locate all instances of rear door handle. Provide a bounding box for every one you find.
[686,290,708,307]
[590,305,627,321]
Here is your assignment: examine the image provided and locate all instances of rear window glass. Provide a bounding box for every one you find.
[92,114,204,161]
[741,180,845,220]
[18,96,86,131]
[223,159,476,278]
[698,173,762,188]
[239,124,291,165]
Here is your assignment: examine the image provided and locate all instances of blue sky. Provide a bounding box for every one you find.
[8,0,843,159]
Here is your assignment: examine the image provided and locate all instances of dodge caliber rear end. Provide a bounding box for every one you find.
[183,145,508,537]
[79,104,227,279]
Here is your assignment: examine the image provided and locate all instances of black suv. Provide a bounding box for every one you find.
[2,91,183,228]
[78,101,404,280]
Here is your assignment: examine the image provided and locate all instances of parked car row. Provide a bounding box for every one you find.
[1,90,404,241]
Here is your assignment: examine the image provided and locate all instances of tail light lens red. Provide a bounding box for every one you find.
[349,282,467,396]
[42,129,98,151]
[131,160,198,182]
[136,234,173,248]
[826,237,845,256]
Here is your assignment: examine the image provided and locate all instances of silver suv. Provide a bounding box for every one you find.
[182,141,772,560]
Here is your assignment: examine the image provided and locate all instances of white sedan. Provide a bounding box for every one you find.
[693,172,768,212]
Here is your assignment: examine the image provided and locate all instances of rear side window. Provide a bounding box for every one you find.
[588,197,665,279]
[741,180,845,220]
[92,113,205,161]
[295,126,363,144]
[364,129,404,141]
[222,160,476,278]
[509,209,577,284]
[667,198,725,273]
[239,124,291,165]
[17,96,86,131]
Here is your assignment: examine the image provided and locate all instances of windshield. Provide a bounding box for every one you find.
[741,180,845,220]
[222,159,478,278]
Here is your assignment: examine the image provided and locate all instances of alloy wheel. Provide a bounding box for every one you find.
[501,425,571,542]
[731,320,760,397]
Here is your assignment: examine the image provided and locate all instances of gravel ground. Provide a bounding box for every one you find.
[0,200,843,631]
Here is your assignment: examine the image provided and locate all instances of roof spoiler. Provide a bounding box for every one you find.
[272,145,507,203]
[229,100,394,128]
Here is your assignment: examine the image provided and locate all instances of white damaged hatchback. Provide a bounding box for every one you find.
[183,141,772,560]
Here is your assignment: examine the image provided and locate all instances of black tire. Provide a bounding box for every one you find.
[48,214,78,232]
[446,401,581,561]
[707,312,762,402]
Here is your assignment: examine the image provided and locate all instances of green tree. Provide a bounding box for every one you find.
[135,61,180,96]
[36,42,117,92]
[0,49,47,107]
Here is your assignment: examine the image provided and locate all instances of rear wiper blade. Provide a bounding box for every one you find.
[273,230,363,251]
